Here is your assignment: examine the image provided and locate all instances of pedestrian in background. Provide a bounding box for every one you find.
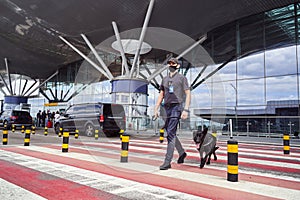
[154,57,191,170]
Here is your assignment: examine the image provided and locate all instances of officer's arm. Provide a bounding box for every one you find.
[154,90,164,117]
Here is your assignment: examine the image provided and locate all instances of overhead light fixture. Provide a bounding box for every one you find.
[111,39,152,55]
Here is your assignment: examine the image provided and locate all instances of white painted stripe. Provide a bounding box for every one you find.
[0,178,46,200]
[50,143,300,181]
[130,139,300,162]
[84,141,300,168]
[14,146,300,200]
[58,143,300,183]
[132,139,300,157]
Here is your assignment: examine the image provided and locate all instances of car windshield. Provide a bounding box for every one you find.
[12,111,30,116]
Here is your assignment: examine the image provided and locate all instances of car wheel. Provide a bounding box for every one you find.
[85,124,95,137]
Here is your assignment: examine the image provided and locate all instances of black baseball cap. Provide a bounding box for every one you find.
[167,57,179,65]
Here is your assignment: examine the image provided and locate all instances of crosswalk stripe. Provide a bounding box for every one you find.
[1,137,300,199]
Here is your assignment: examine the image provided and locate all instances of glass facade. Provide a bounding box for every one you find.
[192,2,300,136]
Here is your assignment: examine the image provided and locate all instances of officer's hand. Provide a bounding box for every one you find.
[154,110,159,119]
[181,111,188,120]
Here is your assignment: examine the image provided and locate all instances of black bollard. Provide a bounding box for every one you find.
[95,129,99,140]
[121,133,130,162]
[75,129,79,139]
[24,129,31,146]
[62,131,69,152]
[31,126,36,134]
[12,124,15,133]
[227,139,238,182]
[119,129,124,140]
[58,127,63,137]
[159,128,164,143]
[21,125,25,134]
[2,125,8,145]
[283,132,290,155]
[44,127,48,136]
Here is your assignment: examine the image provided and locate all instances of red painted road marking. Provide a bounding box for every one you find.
[0,160,126,200]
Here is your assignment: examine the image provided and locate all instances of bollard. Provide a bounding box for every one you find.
[75,129,79,139]
[12,124,15,133]
[227,139,238,182]
[2,125,8,145]
[62,131,69,152]
[58,127,63,137]
[159,128,164,143]
[119,129,124,140]
[44,127,48,136]
[121,133,130,162]
[283,132,290,155]
[24,129,31,146]
[31,126,36,134]
[21,125,25,134]
[95,129,99,140]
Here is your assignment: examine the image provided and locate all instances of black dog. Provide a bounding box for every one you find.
[193,127,219,168]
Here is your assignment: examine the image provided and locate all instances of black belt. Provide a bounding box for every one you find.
[164,103,180,108]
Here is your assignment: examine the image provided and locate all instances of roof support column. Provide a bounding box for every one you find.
[80,34,114,80]
[112,21,130,76]
[59,36,112,80]
[4,58,13,95]
[129,0,155,78]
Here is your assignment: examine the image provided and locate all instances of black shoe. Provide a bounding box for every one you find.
[177,152,187,164]
[159,163,171,170]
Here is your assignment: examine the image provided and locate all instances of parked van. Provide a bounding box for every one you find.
[54,103,126,137]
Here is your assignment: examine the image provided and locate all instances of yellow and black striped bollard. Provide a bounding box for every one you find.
[58,127,63,137]
[227,139,238,182]
[62,131,69,152]
[283,132,290,154]
[75,129,79,139]
[119,129,124,140]
[95,129,99,140]
[2,125,8,145]
[12,124,15,133]
[31,126,36,134]
[159,128,164,143]
[44,127,48,136]
[121,133,130,162]
[21,125,25,134]
[24,129,31,146]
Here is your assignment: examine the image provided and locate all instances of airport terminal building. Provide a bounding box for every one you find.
[0,1,299,136]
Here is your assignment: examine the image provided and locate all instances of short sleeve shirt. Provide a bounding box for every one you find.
[160,72,190,104]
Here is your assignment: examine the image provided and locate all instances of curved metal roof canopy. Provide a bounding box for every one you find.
[0,0,297,80]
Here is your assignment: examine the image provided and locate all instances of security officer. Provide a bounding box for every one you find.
[154,57,191,170]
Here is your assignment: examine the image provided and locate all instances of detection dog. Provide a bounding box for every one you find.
[193,127,219,168]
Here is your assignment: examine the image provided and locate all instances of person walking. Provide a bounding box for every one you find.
[154,57,191,170]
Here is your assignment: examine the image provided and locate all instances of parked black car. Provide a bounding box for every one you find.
[0,110,33,129]
[54,103,126,137]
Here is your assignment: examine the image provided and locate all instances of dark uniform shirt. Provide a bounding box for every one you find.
[160,72,190,104]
